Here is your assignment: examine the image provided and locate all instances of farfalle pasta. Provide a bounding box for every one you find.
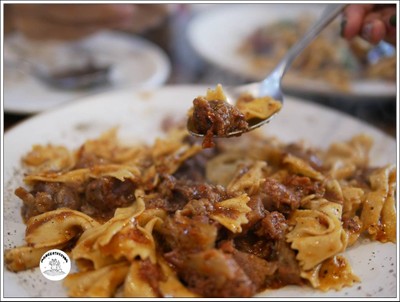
[286,199,348,270]
[4,116,396,297]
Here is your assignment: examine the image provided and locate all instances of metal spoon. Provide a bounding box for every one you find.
[34,62,112,90]
[188,3,347,137]
[29,42,112,90]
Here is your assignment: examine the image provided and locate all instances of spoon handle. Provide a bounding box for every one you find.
[271,3,348,78]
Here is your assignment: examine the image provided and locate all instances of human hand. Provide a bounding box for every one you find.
[6,4,169,41]
[341,4,396,46]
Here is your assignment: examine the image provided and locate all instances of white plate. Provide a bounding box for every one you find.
[187,4,397,101]
[2,85,397,298]
[3,30,171,114]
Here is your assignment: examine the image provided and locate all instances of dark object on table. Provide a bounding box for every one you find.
[35,63,112,90]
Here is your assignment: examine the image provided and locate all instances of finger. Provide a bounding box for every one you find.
[341,4,375,39]
[363,8,396,46]
[361,19,387,45]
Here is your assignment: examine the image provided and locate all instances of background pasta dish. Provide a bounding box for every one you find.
[238,16,396,91]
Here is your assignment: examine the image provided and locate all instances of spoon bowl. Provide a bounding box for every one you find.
[34,63,112,90]
[188,3,347,138]
[28,41,113,90]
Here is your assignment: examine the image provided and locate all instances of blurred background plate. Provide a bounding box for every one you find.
[3,30,171,114]
[187,4,396,101]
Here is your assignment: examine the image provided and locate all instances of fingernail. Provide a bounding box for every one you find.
[389,15,396,27]
[340,19,347,36]
[361,23,373,41]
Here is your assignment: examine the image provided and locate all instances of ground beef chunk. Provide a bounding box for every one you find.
[172,180,234,206]
[191,97,249,148]
[157,196,222,253]
[159,213,218,252]
[147,176,236,214]
[17,182,81,222]
[261,175,322,215]
[17,186,54,222]
[255,211,288,240]
[17,177,137,222]
[145,175,188,213]
[164,249,256,297]
[220,240,278,291]
[343,216,362,234]
[84,177,136,220]
[262,178,301,214]
[283,175,324,201]
[241,194,265,233]
[269,241,303,287]
[174,148,216,182]
[234,234,274,260]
